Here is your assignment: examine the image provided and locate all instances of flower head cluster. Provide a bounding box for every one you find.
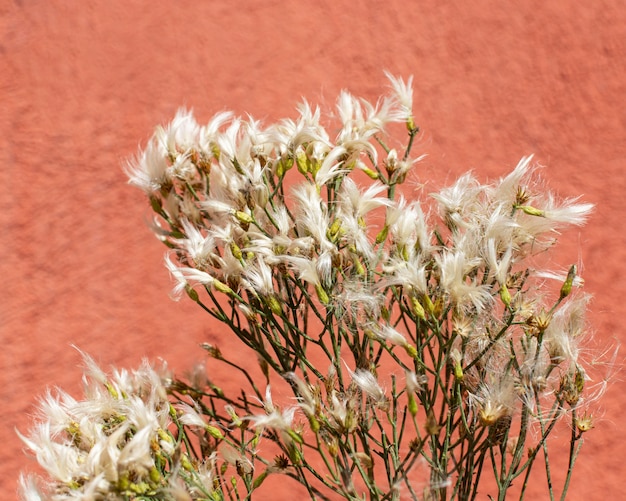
[18,352,221,501]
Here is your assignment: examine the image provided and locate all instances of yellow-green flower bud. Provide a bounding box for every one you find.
[454,361,464,382]
[315,283,330,305]
[231,157,245,174]
[251,431,261,450]
[205,425,224,440]
[354,258,366,276]
[423,294,435,315]
[364,328,377,340]
[287,443,303,466]
[296,149,308,175]
[375,225,389,245]
[225,405,243,428]
[149,466,161,484]
[327,437,339,457]
[117,474,130,491]
[500,284,511,307]
[276,156,294,178]
[235,210,254,225]
[213,279,234,296]
[410,297,426,320]
[252,471,269,489]
[433,297,445,318]
[381,305,390,321]
[212,384,225,398]
[401,244,409,261]
[308,415,320,433]
[267,295,283,316]
[106,383,119,399]
[517,205,545,217]
[560,264,577,300]
[327,218,342,240]
[287,429,303,444]
[181,454,194,471]
[169,403,177,420]
[361,167,379,180]
[404,344,418,359]
[230,242,243,261]
[408,392,418,417]
[309,158,321,177]
[158,427,174,445]
[406,116,416,132]
[575,366,585,394]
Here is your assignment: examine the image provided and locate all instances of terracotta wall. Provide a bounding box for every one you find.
[2,1,625,498]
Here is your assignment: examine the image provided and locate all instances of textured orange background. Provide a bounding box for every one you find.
[2,1,625,498]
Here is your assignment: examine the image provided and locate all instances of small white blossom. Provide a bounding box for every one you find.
[348,367,386,405]
[165,253,215,300]
[246,386,298,433]
[436,250,492,312]
[384,71,414,122]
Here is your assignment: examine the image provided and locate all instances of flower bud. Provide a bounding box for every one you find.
[375,225,389,245]
[454,360,464,382]
[213,279,235,296]
[327,218,342,241]
[425,410,440,435]
[276,155,294,178]
[150,196,163,214]
[230,242,243,261]
[287,429,304,444]
[181,454,194,472]
[500,284,511,307]
[404,344,418,359]
[185,284,199,302]
[308,415,320,433]
[410,297,426,320]
[315,283,330,305]
[296,148,308,175]
[225,405,244,428]
[560,264,577,300]
[287,443,303,465]
[253,471,269,489]
[517,205,545,217]
[327,437,339,457]
[266,295,283,316]
[353,257,366,276]
[408,392,418,416]
[406,116,416,132]
[149,466,161,484]
[423,294,435,315]
[235,210,254,225]
[361,167,379,180]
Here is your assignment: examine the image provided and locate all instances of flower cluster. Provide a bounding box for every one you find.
[18,352,225,500]
[20,75,607,500]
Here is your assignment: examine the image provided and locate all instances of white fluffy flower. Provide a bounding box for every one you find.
[18,353,174,500]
